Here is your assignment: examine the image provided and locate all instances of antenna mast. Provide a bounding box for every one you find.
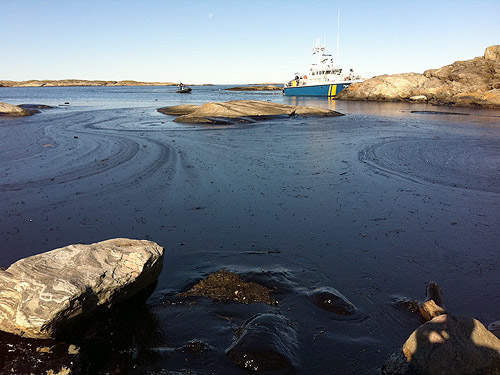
[336,8,340,65]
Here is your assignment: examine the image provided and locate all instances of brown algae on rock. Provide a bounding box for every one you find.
[179,270,277,305]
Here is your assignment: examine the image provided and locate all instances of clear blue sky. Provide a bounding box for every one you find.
[1,0,499,84]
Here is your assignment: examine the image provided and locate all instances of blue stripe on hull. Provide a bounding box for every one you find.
[283,83,350,97]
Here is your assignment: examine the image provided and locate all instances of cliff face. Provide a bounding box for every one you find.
[336,45,500,108]
[0,79,177,87]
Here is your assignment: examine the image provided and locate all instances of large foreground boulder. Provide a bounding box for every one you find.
[382,314,500,374]
[337,45,500,108]
[158,100,343,124]
[0,238,164,339]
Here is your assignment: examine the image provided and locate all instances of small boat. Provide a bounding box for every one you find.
[283,39,363,97]
[176,87,192,94]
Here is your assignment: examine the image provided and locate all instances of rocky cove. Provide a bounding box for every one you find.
[0,81,499,373]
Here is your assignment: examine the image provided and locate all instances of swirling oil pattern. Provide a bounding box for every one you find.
[1,86,499,374]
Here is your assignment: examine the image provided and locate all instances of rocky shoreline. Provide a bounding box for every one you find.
[225,85,282,91]
[337,45,500,108]
[1,240,500,374]
[0,79,178,87]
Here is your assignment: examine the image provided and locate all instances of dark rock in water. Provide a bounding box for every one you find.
[226,313,298,372]
[418,281,447,322]
[391,295,420,315]
[19,104,54,110]
[308,287,358,316]
[382,314,500,375]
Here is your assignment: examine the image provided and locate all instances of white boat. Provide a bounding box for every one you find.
[283,39,364,97]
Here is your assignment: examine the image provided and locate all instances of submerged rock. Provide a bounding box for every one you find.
[179,270,276,305]
[226,313,298,372]
[337,45,500,108]
[0,238,164,339]
[382,314,500,374]
[157,100,344,124]
[308,287,358,316]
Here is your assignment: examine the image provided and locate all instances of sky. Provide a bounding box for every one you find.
[1,0,499,84]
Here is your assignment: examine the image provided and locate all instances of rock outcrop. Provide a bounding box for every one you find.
[337,45,500,108]
[0,238,164,339]
[0,102,35,116]
[157,100,343,124]
[382,315,500,374]
[225,85,282,91]
[0,80,177,87]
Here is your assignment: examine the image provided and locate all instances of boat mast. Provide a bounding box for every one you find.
[336,8,340,66]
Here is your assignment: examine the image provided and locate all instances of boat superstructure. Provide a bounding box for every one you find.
[283,39,363,97]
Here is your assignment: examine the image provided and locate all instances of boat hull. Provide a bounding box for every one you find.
[283,82,351,97]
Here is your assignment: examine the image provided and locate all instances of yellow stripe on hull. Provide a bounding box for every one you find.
[328,85,337,97]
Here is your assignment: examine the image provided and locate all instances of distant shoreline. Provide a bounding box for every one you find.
[0,80,281,88]
[0,80,216,88]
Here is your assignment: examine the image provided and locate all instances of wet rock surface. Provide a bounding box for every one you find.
[307,287,359,316]
[157,100,344,124]
[0,331,81,375]
[179,270,277,305]
[337,45,500,108]
[226,313,298,372]
[382,315,500,375]
[0,238,164,339]
[384,282,500,374]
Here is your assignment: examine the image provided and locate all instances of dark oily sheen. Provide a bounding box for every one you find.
[308,287,358,316]
[226,313,298,372]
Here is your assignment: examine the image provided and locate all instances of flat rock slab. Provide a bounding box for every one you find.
[0,102,35,116]
[0,238,164,339]
[157,100,344,124]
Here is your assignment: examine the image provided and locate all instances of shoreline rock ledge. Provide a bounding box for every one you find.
[158,99,343,124]
[0,238,164,339]
[337,45,500,108]
[0,102,36,116]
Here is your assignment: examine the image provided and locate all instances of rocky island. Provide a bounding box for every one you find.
[337,45,500,108]
[157,99,343,124]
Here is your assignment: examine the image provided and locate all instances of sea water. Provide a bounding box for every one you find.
[1,85,499,373]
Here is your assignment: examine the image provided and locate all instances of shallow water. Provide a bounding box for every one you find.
[1,86,500,373]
